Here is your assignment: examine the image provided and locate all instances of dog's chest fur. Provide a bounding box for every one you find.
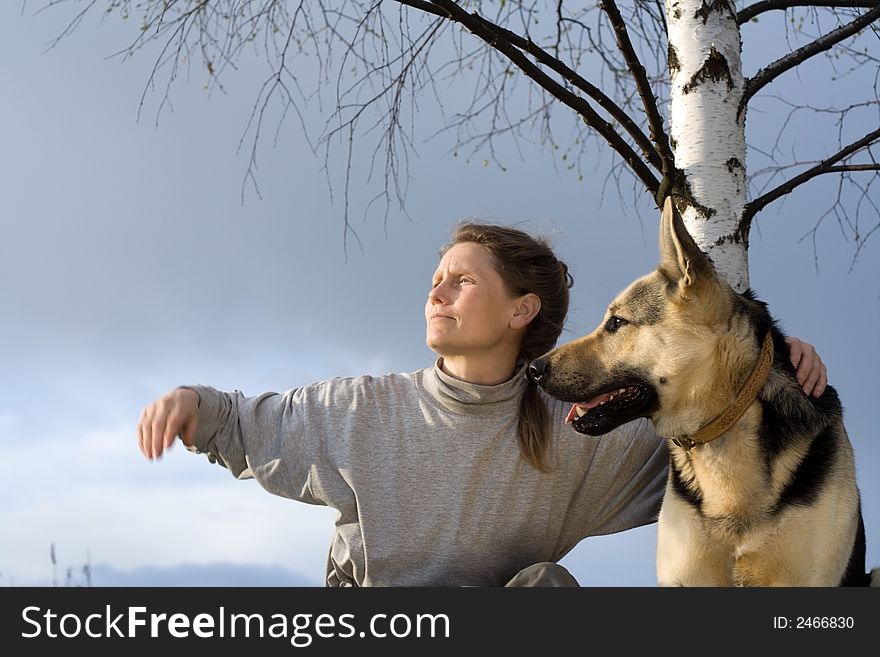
[668,395,830,540]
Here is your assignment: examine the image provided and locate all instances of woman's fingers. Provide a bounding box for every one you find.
[138,388,200,460]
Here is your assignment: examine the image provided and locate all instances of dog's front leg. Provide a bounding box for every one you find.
[657,496,732,586]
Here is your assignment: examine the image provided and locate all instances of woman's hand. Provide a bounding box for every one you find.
[785,337,827,398]
[137,387,200,460]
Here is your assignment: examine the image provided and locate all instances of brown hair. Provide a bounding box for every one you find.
[443,221,574,472]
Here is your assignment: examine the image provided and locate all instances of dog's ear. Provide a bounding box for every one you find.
[658,197,716,290]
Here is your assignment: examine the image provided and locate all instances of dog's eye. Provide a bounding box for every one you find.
[604,316,628,333]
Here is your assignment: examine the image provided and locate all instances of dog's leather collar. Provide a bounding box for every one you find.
[672,331,774,452]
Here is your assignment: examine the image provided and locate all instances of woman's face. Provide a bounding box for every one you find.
[425,242,523,358]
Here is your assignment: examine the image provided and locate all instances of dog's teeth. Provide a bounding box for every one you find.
[575,406,588,418]
[609,388,625,400]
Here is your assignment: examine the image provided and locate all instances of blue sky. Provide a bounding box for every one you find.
[1,4,878,586]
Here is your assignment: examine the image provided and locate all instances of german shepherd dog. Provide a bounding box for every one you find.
[530,198,878,586]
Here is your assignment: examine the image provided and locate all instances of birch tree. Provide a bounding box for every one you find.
[34,1,880,290]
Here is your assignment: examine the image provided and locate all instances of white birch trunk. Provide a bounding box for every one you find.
[666,0,750,291]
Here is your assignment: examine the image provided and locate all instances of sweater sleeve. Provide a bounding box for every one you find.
[576,417,669,538]
[182,381,359,509]
[592,418,669,535]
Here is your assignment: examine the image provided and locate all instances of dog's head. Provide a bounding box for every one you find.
[530,197,744,437]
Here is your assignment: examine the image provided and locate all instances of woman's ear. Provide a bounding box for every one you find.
[511,293,541,330]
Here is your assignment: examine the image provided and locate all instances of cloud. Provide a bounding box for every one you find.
[0,415,338,586]
[9,561,319,588]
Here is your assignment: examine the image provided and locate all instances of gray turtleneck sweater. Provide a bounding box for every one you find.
[185,359,668,586]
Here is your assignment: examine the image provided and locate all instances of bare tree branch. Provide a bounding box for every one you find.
[742,6,880,110]
[392,2,663,172]
[738,1,880,25]
[317,5,446,255]
[426,0,661,196]
[796,164,880,274]
[600,0,675,205]
[396,0,446,19]
[824,164,880,172]
[34,0,98,51]
[742,126,880,225]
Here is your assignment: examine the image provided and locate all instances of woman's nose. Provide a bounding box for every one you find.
[428,282,448,304]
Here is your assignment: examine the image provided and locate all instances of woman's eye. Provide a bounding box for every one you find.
[604,316,628,332]
[459,276,473,285]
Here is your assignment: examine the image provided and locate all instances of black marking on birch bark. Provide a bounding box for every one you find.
[694,0,735,25]
[670,136,678,152]
[670,2,682,20]
[726,157,744,194]
[668,44,681,75]
[671,178,716,220]
[682,47,734,94]
[712,229,746,248]
[669,178,718,219]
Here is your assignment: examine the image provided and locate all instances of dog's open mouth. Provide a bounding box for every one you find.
[564,384,656,435]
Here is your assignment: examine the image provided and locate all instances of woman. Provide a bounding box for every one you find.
[137,221,826,586]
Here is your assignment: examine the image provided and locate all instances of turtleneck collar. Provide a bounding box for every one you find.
[420,357,529,415]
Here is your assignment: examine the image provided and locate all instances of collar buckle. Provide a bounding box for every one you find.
[672,436,697,452]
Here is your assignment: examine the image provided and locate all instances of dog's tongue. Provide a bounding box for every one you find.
[565,392,613,424]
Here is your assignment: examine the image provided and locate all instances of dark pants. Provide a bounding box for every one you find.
[505,562,580,587]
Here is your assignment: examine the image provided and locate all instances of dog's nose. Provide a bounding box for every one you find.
[528,357,550,384]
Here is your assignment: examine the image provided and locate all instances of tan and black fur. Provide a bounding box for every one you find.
[530,198,877,586]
